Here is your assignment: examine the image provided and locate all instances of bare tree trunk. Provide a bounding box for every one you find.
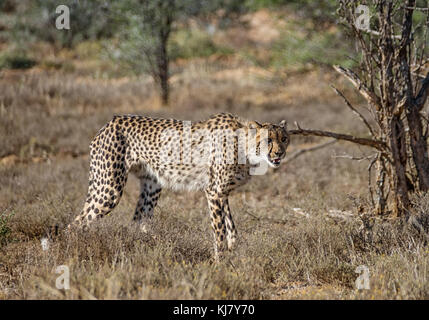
[375,158,387,215]
[156,3,172,106]
[407,106,429,191]
[388,116,410,216]
[157,38,169,106]
[397,0,429,191]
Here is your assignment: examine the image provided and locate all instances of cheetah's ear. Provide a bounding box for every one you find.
[248,121,262,129]
[279,120,288,129]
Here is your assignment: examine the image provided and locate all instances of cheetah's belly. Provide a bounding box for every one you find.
[145,163,210,191]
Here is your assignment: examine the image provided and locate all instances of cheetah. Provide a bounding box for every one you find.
[68,113,289,259]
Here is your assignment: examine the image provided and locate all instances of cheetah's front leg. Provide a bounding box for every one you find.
[221,197,237,250]
[205,191,237,261]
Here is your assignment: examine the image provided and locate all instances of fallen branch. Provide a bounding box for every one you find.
[285,139,336,163]
[327,209,354,221]
[243,210,292,225]
[291,207,310,218]
[289,122,388,152]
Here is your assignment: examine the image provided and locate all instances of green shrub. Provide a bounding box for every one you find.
[7,0,114,49]
[75,41,104,60]
[0,210,14,246]
[0,54,37,70]
[170,29,233,60]
[245,0,289,10]
[245,0,338,25]
[270,31,356,70]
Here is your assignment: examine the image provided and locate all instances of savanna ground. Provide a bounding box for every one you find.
[1,7,429,300]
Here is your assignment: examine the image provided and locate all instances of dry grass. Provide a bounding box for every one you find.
[1,54,428,300]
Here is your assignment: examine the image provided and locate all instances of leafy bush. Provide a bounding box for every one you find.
[8,0,114,49]
[170,28,233,60]
[245,0,290,10]
[0,0,18,13]
[246,0,338,24]
[270,30,356,70]
[0,53,37,70]
[0,211,14,246]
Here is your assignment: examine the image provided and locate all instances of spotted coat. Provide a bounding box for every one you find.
[68,113,289,259]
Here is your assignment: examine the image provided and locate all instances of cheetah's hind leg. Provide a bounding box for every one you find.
[132,170,162,233]
[68,132,130,230]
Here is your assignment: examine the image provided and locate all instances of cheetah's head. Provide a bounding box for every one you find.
[248,120,290,168]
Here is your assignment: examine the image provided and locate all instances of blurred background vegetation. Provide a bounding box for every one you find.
[0,1,348,74]
[0,0,426,101]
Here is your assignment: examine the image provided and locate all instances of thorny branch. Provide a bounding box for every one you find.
[289,122,387,152]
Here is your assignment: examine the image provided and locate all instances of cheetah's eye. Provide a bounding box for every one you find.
[281,137,287,143]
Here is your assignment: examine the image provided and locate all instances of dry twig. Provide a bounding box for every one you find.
[285,140,337,163]
[330,85,377,137]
